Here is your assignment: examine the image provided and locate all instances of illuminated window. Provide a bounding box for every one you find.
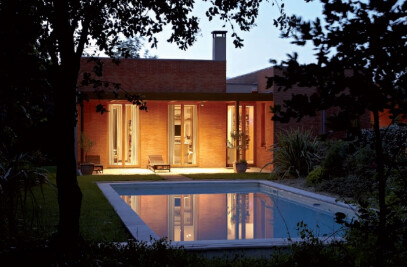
[227,105,254,165]
[168,104,197,166]
[261,103,266,147]
[109,104,139,165]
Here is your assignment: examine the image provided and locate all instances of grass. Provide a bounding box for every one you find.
[33,170,163,242]
[183,172,271,180]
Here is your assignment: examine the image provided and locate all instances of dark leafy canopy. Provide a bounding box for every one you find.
[0,0,52,153]
[37,0,267,61]
[269,0,407,128]
[269,1,407,266]
[20,0,283,252]
[111,37,157,59]
[39,0,271,113]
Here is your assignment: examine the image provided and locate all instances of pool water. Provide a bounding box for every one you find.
[108,181,352,243]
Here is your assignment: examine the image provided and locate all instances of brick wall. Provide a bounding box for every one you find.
[80,100,109,166]
[80,100,231,168]
[198,102,227,167]
[80,58,226,93]
[375,109,407,128]
[80,100,168,168]
[255,102,274,170]
[139,102,168,167]
[272,81,322,144]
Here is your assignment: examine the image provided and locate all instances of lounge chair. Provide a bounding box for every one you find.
[147,155,170,172]
[86,155,103,174]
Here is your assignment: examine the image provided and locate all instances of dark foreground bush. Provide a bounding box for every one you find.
[1,238,198,266]
[317,175,375,202]
[0,236,350,267]
[2,229,406,266]
[306,165,326,185]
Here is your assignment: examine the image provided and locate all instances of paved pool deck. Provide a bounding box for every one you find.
[101,167,270,181]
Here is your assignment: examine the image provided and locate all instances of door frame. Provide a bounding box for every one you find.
[226,103,255,167]
[107,103,140,168]
[168,103,198,167]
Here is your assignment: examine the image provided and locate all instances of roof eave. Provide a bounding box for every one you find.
[81,91,273,101]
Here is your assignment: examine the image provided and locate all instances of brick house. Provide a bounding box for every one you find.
[77,31,378,171]
[77,31,275,170]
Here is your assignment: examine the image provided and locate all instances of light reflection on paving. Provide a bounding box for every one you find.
[101,167,270,175]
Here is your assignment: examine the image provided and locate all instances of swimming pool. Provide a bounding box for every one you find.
[98,180,354,249]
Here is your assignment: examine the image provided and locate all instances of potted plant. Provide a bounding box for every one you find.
[230,132,250,173]
[234,159,248,173]
[80,133,95,175]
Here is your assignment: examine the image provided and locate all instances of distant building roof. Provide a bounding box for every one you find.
[227,67,274,93]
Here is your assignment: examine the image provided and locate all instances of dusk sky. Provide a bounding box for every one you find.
[150,0,324,78]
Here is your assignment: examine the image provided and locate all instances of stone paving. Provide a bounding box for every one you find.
[102,167,268,175]
[101,167,270,181]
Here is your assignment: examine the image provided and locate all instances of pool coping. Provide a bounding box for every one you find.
[98,180,354,249]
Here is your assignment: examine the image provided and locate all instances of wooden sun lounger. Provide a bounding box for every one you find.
[147,155,170,172]
[86,155,104,174]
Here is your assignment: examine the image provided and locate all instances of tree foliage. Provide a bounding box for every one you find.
[0,0,52,152]
[0,0,288,254]
[268,1,407,265]
[269,0,407,128]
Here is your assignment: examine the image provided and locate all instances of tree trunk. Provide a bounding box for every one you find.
[372,109,386,267]
[54,68,82,248]
[52,50,82,251]
[52,1,83,250]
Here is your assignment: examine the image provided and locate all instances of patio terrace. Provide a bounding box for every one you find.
[102,167,269,175]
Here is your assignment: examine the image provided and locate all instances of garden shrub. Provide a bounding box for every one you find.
[345,146,376,177]
[321,141,350,178]
[360,124,407,158]
[271,128,321,178]
[317,174,374,202]
[268,171,281,181]
[305,166,326,186]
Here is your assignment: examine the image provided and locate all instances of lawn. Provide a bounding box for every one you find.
[34,169,163,242]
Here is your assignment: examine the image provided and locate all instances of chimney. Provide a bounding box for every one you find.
[212,31,227,61]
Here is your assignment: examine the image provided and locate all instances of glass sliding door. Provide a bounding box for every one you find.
[109,104,122,165]
[124,105,139,165]
[169,104,197,166]
[227,104,254,165]
[227,105,240,164]
[245,106,254,164]
[168,195,196,241]
[109,104,139,166]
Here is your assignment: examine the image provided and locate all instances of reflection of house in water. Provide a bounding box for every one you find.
[120,193,276,241]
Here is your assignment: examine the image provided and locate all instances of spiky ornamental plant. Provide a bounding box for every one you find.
[270,128,321,178]
[0,148,48,241]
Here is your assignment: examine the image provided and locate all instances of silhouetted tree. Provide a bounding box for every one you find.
[2,0,284,254]
[268,1,407,265]
[112,37,157,59]
[0,0,52,152]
